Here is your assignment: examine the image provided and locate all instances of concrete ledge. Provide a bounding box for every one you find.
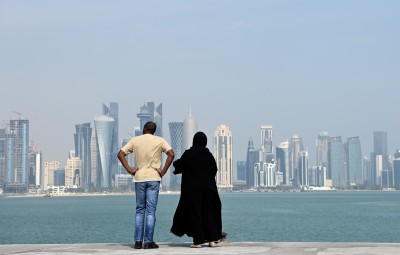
[2,242,400,255]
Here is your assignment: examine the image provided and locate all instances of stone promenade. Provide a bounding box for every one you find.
[2,242,400,255]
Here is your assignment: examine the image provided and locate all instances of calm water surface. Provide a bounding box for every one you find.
[1,191,400,244]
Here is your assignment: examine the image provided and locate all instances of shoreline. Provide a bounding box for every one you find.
[1,191,182,198]
[1,189,398,198]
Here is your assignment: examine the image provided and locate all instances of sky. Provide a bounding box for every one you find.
[1,0,399,166]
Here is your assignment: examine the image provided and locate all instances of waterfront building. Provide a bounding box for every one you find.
[168,122,184,190]
[362,156,371,186]
[90,128,98,187]
[245,138,260,188]
[316,132,330,168]
[328,137,345,188]
[43,161,61,189]
[74,123,92,187]
[214,125,233,190]
[345,137,362,186]
[309,166,326,187]
[0,128,5,187]
[65,156,82,188]
[94,115,116,188]
[114,174,133,189]
[28,150,42,188]
[254,162,277,187]
[375,154,384,186]
[290,134,303,186]
[372,131,389,186]
[298,150,309,187]
[5,119,29,192]
[54,169,65,186]
[276,140,290,185]
[236,160,246,182]
[393,149,400,188]
[260,125,274,163]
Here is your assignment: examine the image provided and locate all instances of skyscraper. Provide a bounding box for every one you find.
[74,123,92,187]
[5,119,29,192]
[276,140,290,185]
[260,125,273,163]
[65,156,82,188]
[136,102,163,137]
[183,113,198,151]
[328,136,345,188]
[298,150,309,187]
[90,128,98,187]
[345,137,362,186]
[43,161,61,189]
[316,132,330,167]
[214,125,233,190]
[393,149,400,188]
[236,161,246,182]
[0,128,6,187]
[374,131,388,156]
[168,122,184,190]
[94,115,116,188]
[290,134,303,186]
[373,131,389,186]
[245,138,259,188]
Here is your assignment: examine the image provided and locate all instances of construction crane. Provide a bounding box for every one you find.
[12,111,22,119]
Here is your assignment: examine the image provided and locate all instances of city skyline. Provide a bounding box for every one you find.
[1,1,399,166]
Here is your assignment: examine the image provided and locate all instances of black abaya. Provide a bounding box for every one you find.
[170,146,222,245]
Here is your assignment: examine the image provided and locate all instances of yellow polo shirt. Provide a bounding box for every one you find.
[121,134,172,182]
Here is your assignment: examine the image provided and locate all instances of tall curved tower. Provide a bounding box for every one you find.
[94,115,116,188]
[182,113,198,150]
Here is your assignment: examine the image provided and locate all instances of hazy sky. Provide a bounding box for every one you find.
[1,1,399,165]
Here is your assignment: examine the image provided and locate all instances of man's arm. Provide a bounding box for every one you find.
[117,150,136,176]
[158,149,175,177]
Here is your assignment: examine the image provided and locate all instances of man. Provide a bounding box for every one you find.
[117,121,174,249]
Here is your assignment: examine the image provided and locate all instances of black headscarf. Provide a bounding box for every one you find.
[192,132,207,148]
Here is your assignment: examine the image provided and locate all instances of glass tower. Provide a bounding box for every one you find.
[74,123,92,187]
[393,149,400,188]
[298,150,309,187]
[276,140,290,185]
[168,122,184,190]
[182,113,198,151]
[345,137,362,186]
[94,115,116,188]
[328,136,345,188]
[316,131,330,167]
[246,138,259,188]
[5,119,29,192]
[290,134,303,185]
[0,128,5,187]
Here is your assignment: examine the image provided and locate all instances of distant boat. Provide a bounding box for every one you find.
[44,193,53,197]
[382,188,396,192]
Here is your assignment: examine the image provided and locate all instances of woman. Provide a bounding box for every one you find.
[170,131,222,248]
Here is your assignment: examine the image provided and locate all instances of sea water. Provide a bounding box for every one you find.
[1,191,400,244]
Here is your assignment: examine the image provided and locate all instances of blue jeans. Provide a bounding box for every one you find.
[134,181,160,243]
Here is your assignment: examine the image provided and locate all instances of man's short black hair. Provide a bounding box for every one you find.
[143,121,157,134]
